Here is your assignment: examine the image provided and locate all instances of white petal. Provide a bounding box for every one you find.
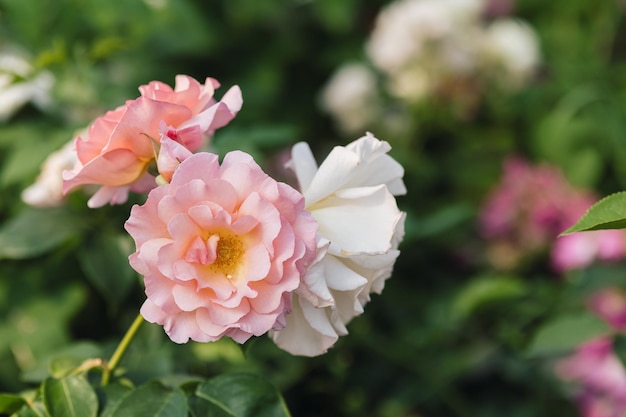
[302,145,361,206]
[331,287,364,325]
[270,295,339,357]
[301,134,406,205]
[290,142,319,193]
[312,185,400,254]
[323,255,368,291]
[344,134,406,195]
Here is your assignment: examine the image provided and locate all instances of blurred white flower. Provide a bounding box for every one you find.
[366,0,484,76]
[270,133,406,356]
[319,63,380,134]
[0,48,54,121]
[484,19,540,87]
[362,0,540,104]
[22,140,77,207]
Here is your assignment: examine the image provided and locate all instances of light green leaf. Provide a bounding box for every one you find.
[189,373,291,417]
[452,275,526,319]
[42,375,98,417]
[16,400,49,417]
[47,342,103,378]
[526,311,611,357]
[561,191,626,234]
[0,207,86,259]
[107,381,187,417]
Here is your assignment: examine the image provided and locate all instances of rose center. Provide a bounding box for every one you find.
[211,234,244,278]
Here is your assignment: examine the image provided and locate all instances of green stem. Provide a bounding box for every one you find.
[101,313,145,386]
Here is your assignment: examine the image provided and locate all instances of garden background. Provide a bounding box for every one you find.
[2,0,626,416]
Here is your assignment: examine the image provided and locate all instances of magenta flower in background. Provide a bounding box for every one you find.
[552,230,626,273]
[124,151,317,344]
[588,288,626,332]
[479,157,626,271]
[63,75,242,208]
[555,338,626,417]
[554,288,626,416]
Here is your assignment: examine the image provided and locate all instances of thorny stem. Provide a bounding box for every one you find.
[101,313,145,386]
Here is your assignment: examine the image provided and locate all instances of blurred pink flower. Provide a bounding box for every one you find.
[270,133,406,356]
[552,230,626,273]
[63,75,242,208]
[588,288,626,331]
[555,338,626,417]
[125,151,317,344]
[480,157,626,271]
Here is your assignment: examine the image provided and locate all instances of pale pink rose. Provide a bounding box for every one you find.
[552,230,626,273]
[270,133,406,356]
[555,338,626,417]
[63,75,242,208]
[588,288,626,331]
[124,151,317,344]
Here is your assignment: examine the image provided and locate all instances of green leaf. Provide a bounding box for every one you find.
[189,373,291,417]
[562,191,626,234]
[47,342,103,378]
[452,275,526,319]
[613,333,626,369]
[0,393,26,414]
[0,206,86,259]
[42,375,98,417]
[98,382,133,417]
[77,232,136,307]
[16,400,49,417]
[107,381,187,417]
[526,311,611,357]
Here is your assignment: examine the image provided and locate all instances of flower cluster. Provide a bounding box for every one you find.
[479,157,626,272]
[320,0,541,133]
[35,75,406,356]
[366,0,540,100]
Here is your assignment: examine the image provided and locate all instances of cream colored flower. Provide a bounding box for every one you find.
[484,19,540,88]
[319,63,380,134]
[22,140,78,207]
[0,47,54,122]
[270,133,406,356]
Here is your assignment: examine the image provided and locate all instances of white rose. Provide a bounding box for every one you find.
[270,133,406,356]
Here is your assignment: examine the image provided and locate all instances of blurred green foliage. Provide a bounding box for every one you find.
[2,0,626,416]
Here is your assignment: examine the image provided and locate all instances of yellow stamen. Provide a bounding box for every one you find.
[211,233,244,278]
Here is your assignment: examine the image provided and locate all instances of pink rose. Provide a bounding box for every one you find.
[63,75,242,208]
[124,151,317,344]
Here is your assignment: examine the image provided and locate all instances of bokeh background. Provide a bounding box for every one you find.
[3,0,626,416]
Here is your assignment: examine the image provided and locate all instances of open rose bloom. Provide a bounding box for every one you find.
[270,133,406,356]
[125,152,318,343]
[63,75,242,207]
